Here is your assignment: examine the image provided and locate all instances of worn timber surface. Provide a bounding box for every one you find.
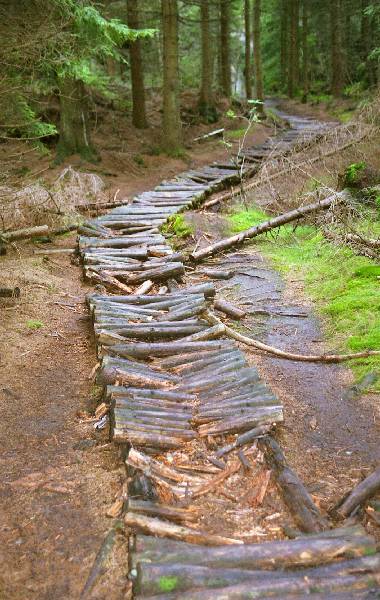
[78,113,380,598]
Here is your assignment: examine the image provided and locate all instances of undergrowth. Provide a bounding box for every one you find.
[229,205,380,389]
[161,214,194,240]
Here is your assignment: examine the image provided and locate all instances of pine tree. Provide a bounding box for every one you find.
[162,0,182,153]
[127,0,148,129]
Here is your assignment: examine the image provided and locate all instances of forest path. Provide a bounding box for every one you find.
[185,210,380,508]
[81,102,379,598]
[1,103,379,600]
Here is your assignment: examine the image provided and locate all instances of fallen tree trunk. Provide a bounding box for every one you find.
[191,193,347,262]
[263,437,328,533]
[1,225,49,242]
[204,311,380,363]
[131,532,376,570]
[334,466,380,519]
[135,555,380,597]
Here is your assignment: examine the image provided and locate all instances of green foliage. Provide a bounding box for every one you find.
[344,162,367,185]
[229,204,380,388]
[162,214,194,239]
[27,319,44,330]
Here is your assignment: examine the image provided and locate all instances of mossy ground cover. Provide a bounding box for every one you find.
[228,205,380,388]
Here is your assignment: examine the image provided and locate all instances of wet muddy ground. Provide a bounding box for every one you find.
[186,210,380,522]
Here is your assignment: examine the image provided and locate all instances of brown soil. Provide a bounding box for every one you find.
[0,238,131,599]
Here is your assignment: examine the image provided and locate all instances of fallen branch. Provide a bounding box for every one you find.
[334,466,380,519]
[125,512,242,546]
[1,225,49,242]
[204,310,380,363]
[192,193,347,262]
[203,128,371,209]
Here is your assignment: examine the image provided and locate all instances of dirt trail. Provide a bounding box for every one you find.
[186,210,380,517]
[0,244,128,599]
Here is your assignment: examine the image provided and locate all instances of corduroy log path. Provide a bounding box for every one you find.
[78,114,380,598]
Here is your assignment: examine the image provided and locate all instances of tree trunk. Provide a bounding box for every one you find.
[280,0,288,89]
[288,0,299,98]
[244,0,252,99]
[220,0,231,98]
[161,0,182,153]
[199,0,217,122]
[56,77,97,162]
[331,0,344,96]
[127,0,148,129]
[301,0,309,103]
[361,0,376,87]
[252,0,264,110]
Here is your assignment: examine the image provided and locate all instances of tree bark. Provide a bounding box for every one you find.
[127,0,148,129]
[199,0,216,122]
[263,437,328,533]
[244,0,252,99]
[125,513,242,545]
[219,0,231,98]
[280,0,288,89]
[56,77,97,162]
[335,466,380,519]
[331,0,344,96]
[301,0,309,103]
[131,532,376,570]
[161,0,182,153]
[252,0,264,107]
[288,0,299,98]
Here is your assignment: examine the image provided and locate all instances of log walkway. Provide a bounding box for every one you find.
[78,114,380,598]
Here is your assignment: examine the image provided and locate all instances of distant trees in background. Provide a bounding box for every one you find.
[0,0,379,159]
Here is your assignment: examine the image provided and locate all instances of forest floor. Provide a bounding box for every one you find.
[0,99,379,598]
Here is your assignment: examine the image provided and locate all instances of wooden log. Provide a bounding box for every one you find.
[334,466,380,519]
[214,298,246,320]
[135,564,259,596]
[136,569,380,599]
[201,268,234,280]
[85,270,132,293]
[113,427,190,448]
[1,225,49,242]
[99,367,175,389]
[108,341,231,358]
[127,500,198,524]
[131,533,377,570]
[109,386,195,402]
[198,408,283,436]
[125,513,242,546]
[215,425,271,457]
[191,193,348,261]
[263,437,328,533]
[134,555,380,597]
[182,324,225,342]
[122,262,185,284]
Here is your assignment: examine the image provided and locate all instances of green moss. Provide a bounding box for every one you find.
[229,205,380,388]
[158,576,179,592]
[162,214,194,239]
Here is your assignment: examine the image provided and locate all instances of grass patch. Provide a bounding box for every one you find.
[162,214,194,239]
[27,319,44,330]
[229,205,380,388]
